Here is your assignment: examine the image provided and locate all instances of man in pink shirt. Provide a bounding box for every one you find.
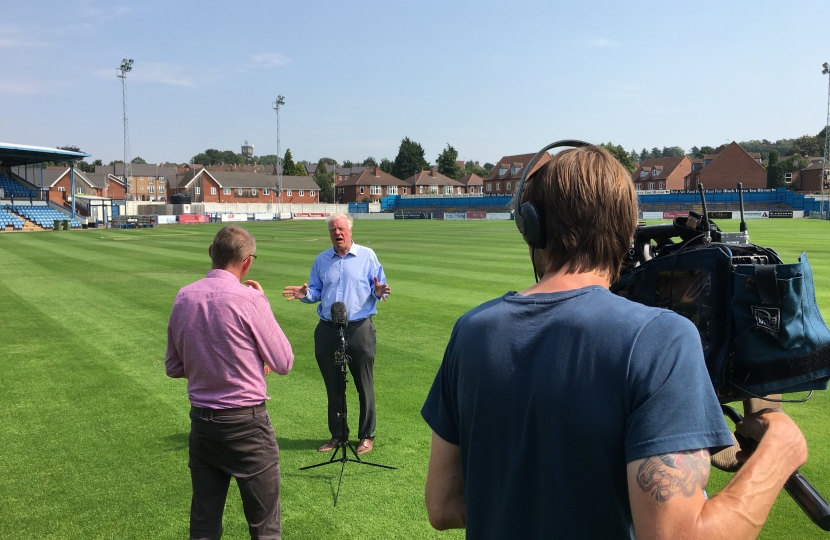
[166,225,294,540]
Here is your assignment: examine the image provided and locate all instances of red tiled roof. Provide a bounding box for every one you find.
[338,167,410,187]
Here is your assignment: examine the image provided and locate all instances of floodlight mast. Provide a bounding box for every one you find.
[117,59,134,207]
[822,62,830,219]
[273,95,285,214]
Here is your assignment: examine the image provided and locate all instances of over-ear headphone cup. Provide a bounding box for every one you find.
[519,200,546,249]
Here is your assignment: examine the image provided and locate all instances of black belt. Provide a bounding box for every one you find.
[320,316,369,326]
[191,403,266,418]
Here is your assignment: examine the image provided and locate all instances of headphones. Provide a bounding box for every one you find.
[514,139,593,249]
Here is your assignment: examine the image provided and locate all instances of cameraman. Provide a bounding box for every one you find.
[421,145,807,539]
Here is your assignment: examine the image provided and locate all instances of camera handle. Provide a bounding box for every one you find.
[722,405,830,531]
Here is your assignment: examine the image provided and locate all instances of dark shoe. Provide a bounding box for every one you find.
[318,438,340,452]
[356,439,374,455]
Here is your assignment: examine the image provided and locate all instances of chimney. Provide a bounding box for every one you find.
[374,166,380,177]
[430,168,436,177]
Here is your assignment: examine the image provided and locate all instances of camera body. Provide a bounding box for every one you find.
[611,204,830,402]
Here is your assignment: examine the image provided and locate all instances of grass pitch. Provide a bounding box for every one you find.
[0,218,828,539]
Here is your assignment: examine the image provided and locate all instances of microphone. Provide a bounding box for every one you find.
[331,302,348,328]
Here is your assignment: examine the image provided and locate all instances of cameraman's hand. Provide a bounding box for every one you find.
[735,408,807,466]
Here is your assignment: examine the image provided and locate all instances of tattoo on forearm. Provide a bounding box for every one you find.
[637,449,710,502]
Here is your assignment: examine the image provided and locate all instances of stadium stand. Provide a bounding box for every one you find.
[0,209,24,230]
[0,174,38,198]
[5,205,82,229]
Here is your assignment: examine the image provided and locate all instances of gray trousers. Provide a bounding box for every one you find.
[188,408,281,540]
[314,317,376,441]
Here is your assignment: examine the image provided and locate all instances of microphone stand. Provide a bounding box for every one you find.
[300,319,396,507]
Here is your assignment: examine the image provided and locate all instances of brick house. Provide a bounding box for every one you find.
[483,152,551,196]
[334,167,410,203]
[683,142,765,190]
[40,168,99,205]
[170,170,319,204]
[458,173,484,195]
[404,169,465,195]
[95,163,176,201]
[304,164,370,185]
[793,158,827,193]
[631,156,692,191]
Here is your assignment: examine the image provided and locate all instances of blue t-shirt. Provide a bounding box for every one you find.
[421,286,733,539]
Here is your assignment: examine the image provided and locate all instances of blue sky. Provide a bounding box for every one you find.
[1,0,829,166]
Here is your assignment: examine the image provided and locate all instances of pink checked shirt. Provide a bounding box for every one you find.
[165,269,294,408]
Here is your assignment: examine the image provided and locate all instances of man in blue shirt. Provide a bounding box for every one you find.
[422,145,808,539]
[284,213,390,455]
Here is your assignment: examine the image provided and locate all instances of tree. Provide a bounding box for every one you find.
[483,163,494,171]
[58,145,82,153]
[600,142,636,173]
[661,146,685,158]
[379,158,394,174]
[789,135,822,157]
[92,159,102,166]
[131,156,147,164]
[292,162,307,176]
[313,158,335,203]
[391,137,428,180]
[76,161,95,173]
[629,149,640,163]
[257,154,280,166]
[766,150,785,188]
[464,161,488,177]
[109,160,124,166]
[319,157,338,165]
[650,147,662,159]
[282,149,296,176]
[436,143,462,179]
[639,148,651,162]
[362,157,378,167]
[342,160,354,168]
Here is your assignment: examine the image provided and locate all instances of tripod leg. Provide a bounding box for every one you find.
[334,457,347,507]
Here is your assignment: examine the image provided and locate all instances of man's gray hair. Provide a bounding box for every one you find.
[211,225,256,269]
[327,213,353,230]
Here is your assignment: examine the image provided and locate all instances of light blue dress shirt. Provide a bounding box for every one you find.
[302,242,387,322]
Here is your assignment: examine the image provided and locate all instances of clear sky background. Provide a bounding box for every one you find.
[2,0,829,166]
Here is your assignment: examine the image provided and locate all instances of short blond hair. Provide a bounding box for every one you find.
[522,146,638,282]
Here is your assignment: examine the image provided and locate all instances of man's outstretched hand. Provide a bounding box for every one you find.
[282,283,309,300]
[374,276,391,300]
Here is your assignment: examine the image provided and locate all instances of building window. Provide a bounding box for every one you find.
[511,166,519,175]
[785,173,793,183]
[506,182,511,191]
[224,188,231,195]
[264,188,270,195]
[76,187,84,194]
[370,185,381,195]
[237,189,244,196]
[287,189,292,196]
[159,186,165,193]
[495,183,500,191]
[647,182,655,190]
[211,187,217,195]
[299,190,304,196]
[310,190,315,197]
[658,182,664,190]
[640,170,648,178]
[402,187,407,194]
[148,178,154,184]
[457,187,462,194]
[635,183,641,190]
[486,184,492,192]
[444,186,453,194]
[652,169,659,177]
[251,188,257,195]
[498,167,507,177]
[148,186,155,193]
[58,186,66,192]
[387,186,397,195]
[195,187,201,195]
